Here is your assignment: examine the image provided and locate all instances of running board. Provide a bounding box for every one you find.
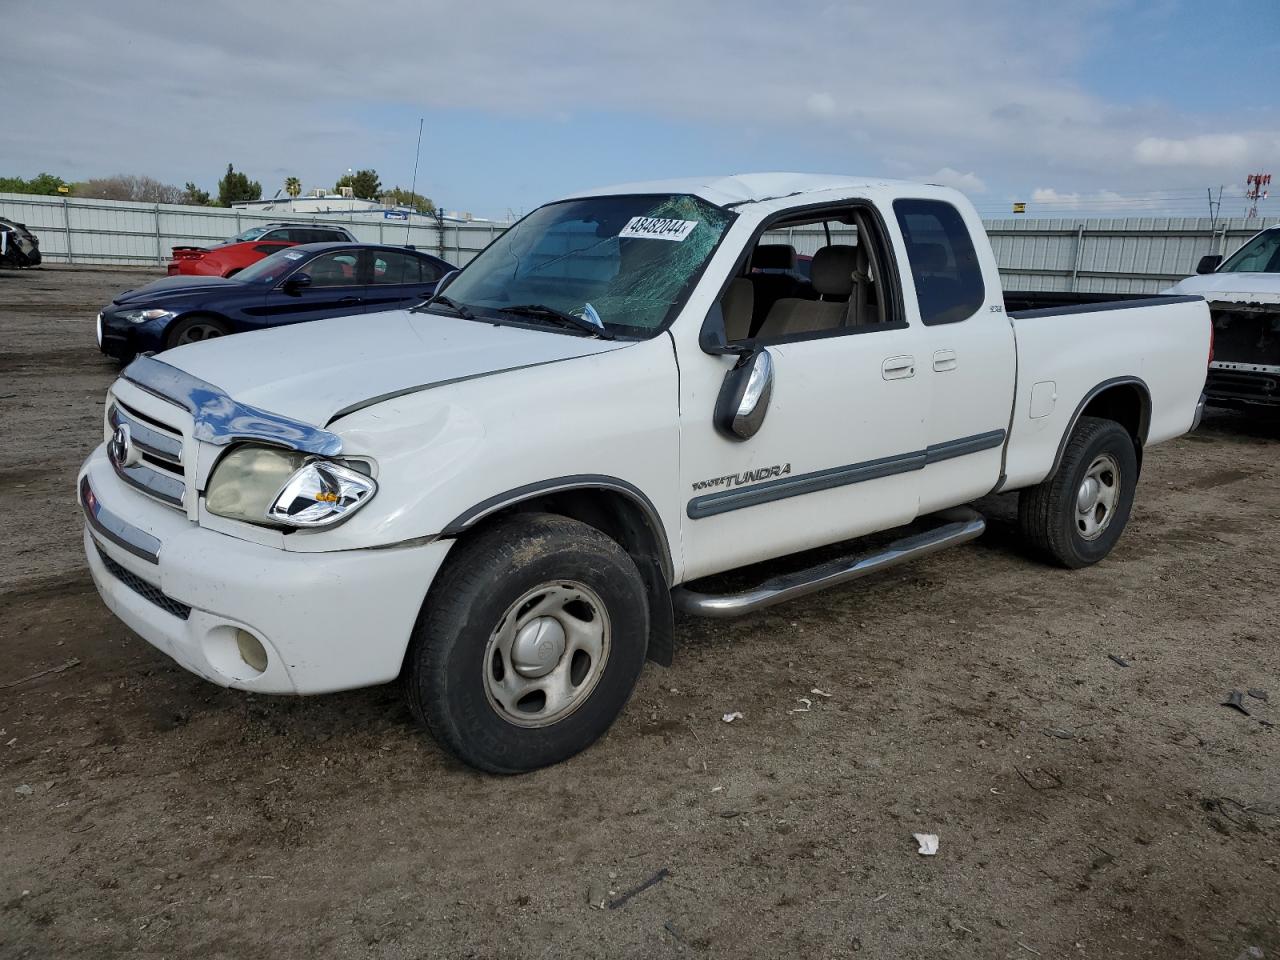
[671,507,986,619]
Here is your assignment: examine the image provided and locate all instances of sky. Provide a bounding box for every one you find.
[4,0,1278,220]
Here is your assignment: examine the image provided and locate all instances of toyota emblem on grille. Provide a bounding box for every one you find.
[109,423,141,467]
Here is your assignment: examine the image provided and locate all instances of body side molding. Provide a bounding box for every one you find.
[686,429,1006,519]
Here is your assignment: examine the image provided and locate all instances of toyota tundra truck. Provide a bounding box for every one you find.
[78,174,1212,772]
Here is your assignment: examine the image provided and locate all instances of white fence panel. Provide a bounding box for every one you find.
[4,193,1278,294]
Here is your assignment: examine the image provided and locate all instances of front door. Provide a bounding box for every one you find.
[263,249,368,327]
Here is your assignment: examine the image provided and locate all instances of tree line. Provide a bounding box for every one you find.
[0,165,433,212]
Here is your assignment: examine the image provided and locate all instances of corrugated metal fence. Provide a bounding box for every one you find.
[0,193,505,269]
[3,192,1277,294]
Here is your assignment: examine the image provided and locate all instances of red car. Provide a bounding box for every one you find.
[167,223,357,277]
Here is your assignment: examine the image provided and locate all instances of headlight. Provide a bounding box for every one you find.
[205,446,376,529]
[118,308,174,324]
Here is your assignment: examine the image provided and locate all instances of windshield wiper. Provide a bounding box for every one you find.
[414,292,475,320]
[499,303,614,339]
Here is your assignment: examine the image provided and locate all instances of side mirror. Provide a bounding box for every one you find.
[283,273,313,295]
[1196,254,1222,275]
[713,348,774,442]
[436,269,459,294]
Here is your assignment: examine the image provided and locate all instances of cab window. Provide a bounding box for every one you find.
[893,199,985,326]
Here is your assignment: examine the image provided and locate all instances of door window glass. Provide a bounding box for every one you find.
[893,199,985,326]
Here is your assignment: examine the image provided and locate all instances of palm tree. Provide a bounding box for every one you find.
[284,176,301,199]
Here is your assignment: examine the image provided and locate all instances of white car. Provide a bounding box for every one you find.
[1164,224,1280,408]
[79,173,1212,772]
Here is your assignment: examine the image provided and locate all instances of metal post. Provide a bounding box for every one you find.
[154,203,163,265]
[235,210,242,233]
[378,220,384,245]
[1070,222,1085,292]
[62,197,74,264]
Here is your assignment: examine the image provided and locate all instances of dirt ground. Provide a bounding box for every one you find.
[1,265,1277,960]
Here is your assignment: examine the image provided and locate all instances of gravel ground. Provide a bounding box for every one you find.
[1,265,1278,959]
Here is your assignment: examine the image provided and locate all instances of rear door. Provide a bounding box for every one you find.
[261,249,369,326]
[892,198,1015,513]
[364,250,446,313]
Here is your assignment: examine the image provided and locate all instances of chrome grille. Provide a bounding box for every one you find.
[108,399,187,509]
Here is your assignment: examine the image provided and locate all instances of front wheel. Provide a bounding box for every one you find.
[405,513,650,773]
[1018,416,1138,568]
[165,314,231,349]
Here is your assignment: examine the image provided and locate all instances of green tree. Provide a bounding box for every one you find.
[183,182,213,205]
[335,168,381,200]
[217,163,262,206]
[0,172,70,195]
[284,176,302,199]
[384,186,435,214]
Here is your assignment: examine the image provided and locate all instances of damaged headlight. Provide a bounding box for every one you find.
[205,446,376,529]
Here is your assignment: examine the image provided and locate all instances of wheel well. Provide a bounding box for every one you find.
[451,487,676,666]
[1080,383,1149,444]
[1073,380,1151,472]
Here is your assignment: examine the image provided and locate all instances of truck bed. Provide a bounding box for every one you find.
[999,294,1211,490]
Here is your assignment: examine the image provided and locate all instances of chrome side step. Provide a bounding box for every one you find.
[671,507,985,619]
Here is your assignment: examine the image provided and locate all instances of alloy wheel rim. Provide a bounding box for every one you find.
[178,323,224,344]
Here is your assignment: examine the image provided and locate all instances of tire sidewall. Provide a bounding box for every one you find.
[1059,423,1138,565]
[423,525,649,772]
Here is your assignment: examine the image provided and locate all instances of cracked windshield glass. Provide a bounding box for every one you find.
[442,194,734,337]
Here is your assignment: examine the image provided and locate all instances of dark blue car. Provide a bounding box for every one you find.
[96,242,454,360]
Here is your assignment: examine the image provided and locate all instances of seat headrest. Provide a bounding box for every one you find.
[909,242,949,274]
[751,244,797,271]
[810,244,860,297]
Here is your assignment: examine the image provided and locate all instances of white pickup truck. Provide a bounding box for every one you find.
[1165,223,1280,408]
[79,173,1211,772]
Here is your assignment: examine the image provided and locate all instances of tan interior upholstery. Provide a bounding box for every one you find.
[758,245,866,338]
[721,278,755,342]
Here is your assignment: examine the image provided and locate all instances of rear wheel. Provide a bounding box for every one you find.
[1018,416,1138,568]
[165,315,231,349]
[405,513,649,773]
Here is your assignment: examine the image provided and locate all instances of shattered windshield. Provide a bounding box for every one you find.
[1219,229,1280,273]
[442,194,734,337]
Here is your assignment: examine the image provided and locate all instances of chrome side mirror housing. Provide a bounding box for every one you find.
[714,347,774,442]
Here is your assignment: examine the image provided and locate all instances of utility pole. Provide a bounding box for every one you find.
[1244,173,1271,219]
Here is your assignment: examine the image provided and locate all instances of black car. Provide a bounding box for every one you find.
[97,243,453,360]
[0,217,41,267]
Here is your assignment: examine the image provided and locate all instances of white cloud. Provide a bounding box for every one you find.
[806,93,838,118]
[0,0,1274,211]
[1030,187,1126,208]
[925,168,987,194]
[1133,134,1251,166]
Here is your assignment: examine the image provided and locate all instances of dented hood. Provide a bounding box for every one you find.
[158,308,626,426]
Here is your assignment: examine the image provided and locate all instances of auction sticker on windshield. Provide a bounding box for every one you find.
[618,217,698,242]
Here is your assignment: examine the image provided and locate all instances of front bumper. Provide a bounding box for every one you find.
[80,452,453,694]
[1205,367,1280,407]
[97,309,170,360]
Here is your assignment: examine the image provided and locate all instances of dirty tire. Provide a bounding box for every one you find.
[164,314,231,349]
[405,512,649,774]
[1018,416,1138,569]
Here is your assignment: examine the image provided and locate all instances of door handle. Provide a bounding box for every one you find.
[338,296,361,304]
[932,349,958,372]
[882,355,916,380]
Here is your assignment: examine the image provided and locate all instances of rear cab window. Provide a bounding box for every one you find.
[893,199,985,326]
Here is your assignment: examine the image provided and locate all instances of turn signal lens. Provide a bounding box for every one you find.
[266,459,377,527]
